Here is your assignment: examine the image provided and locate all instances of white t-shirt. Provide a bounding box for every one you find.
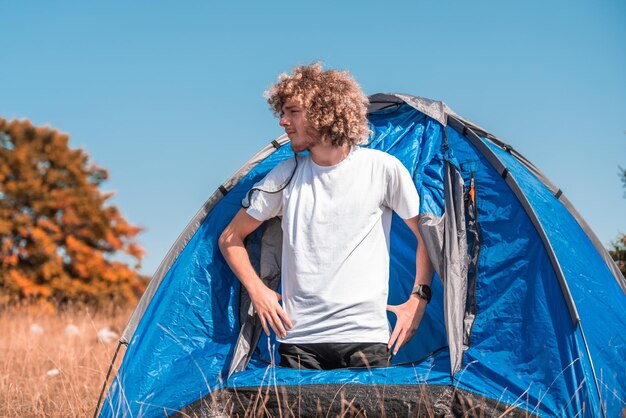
[246,147,420,344]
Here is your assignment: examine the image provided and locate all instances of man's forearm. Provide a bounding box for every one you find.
[412,242,434,289]
[219,215,292,337]
[218,235,266,295]
[403,216,434,297]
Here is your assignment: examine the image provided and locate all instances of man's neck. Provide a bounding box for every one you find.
[309,142,351,166]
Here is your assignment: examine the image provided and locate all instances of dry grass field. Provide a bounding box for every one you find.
[0,304,131,418]
[0,304,484,418]
[0,304,601,417]
[0,304,544,418]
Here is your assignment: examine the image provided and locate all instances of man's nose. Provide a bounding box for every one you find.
[279,115,289,127]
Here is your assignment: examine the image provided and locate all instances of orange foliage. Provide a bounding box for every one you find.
[0,118,147,307]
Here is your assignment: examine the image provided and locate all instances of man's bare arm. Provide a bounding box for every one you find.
[387,215,435,354]
[218,208,292,338]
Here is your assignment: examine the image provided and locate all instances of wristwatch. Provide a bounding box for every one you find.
[411,284,432,304]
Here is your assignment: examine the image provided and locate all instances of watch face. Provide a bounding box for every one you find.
[413,285,432,303]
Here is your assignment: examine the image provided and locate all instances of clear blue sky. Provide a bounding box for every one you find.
[1,1,625,275]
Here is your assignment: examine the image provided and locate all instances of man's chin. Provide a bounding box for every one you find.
[290,142,306,153]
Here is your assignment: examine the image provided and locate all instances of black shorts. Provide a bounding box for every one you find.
[278,342,391,370]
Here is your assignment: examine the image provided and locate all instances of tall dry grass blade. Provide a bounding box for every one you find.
[267,338,284,418]
[529,357,580,416]
[492,384,511,415]
[249,362,272,415]
[495,385,532,418]
[559,377,587,417]
[338,396,358,418]
[230,386,249,415]
[324,383,349,418]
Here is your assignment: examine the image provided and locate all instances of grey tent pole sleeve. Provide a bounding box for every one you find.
[368,93,448,126]
[442,160,469,375]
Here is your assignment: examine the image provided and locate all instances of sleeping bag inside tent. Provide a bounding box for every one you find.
[96,94,626,418]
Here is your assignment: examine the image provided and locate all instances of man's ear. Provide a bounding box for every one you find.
[306,126,325,144]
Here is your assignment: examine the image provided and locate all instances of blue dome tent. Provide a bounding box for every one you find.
[95,94,626,417]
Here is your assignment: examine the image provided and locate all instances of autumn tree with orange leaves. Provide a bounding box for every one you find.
[0,118,147,307]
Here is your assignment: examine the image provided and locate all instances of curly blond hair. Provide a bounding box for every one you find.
[265,63,370,147]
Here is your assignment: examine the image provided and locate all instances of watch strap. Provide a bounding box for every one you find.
[411,284,432,304]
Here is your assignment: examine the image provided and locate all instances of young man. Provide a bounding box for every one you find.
[219,63,434,369]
